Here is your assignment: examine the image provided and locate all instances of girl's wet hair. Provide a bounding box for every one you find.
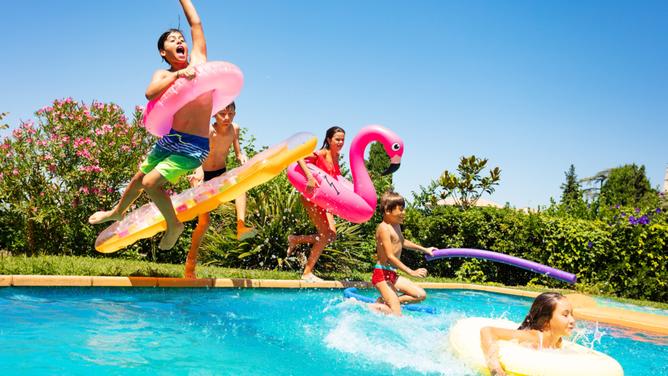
[518,292,565,331]
[157,28,184,63]
[380,191,405,214]
[321,126,345,149]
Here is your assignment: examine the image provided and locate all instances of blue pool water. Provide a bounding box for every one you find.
[595,297,668,317]
[0,287,666,375]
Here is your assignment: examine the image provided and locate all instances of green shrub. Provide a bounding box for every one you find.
[404,205,668,302]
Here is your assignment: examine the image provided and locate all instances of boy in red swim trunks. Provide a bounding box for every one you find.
[370,191,436,316]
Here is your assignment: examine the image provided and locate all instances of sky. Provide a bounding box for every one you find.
[2,0,667,208]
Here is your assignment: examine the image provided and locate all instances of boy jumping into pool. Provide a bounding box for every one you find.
[370,191,436,316]
[184,102,256,278]
[89,0,212,250]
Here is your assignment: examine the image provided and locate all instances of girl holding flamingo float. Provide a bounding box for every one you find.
[287,125,404,282]
[287,126,345,282]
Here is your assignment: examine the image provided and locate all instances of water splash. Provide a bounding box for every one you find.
[323,299,474,375]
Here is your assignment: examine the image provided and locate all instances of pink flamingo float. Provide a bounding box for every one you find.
[287,125,404,223]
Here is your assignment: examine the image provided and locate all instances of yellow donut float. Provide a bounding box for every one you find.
[95,132,317,253]
[449,317,624,376]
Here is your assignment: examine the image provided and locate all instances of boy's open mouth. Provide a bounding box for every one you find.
[176,46,185,55]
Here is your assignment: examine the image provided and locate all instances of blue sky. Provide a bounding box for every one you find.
[3,0,666,208]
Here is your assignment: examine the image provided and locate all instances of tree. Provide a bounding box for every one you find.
[438,155,501,209]
[365,141,393,196]
[599,164,657,208]
[560,164,582,204]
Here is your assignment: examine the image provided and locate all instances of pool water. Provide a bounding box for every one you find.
[0,287,665,375]
[595,297,668,317]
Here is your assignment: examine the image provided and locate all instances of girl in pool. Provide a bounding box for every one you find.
[480,292,576,376]
[286,126,345,282]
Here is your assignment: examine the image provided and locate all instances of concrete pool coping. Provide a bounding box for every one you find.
[1,274,666,336]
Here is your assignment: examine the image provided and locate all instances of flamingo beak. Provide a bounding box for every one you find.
[382,155,402,175]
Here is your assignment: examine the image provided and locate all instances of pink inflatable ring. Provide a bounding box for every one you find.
[143,61,244,137]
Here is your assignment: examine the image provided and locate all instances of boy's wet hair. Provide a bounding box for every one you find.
[321,126,345,150]
[518,292,565,331]
[157,28,184,63]
[380,191,405,214]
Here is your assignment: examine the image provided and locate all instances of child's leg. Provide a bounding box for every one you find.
[394,276,427,304]
[374,281,402,315]
[142,170,184,250]
[286,198,325,255]
[302,206,336,278]
[235,193,246,223]
[185,211,211,279]
[88,171,145,224]
[235,193,256,240]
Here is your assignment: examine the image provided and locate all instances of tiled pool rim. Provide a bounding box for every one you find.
[1,275,666,336]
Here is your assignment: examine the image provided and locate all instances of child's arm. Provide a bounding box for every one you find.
[296,159,318,192]
[180,0,207,65]
[403,239,436,257]
[232,123,247,164]
[480,327,539,376]
[378,225,426,278]
[145,69,180,100]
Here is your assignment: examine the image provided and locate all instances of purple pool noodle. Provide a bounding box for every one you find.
[425,248,576,284]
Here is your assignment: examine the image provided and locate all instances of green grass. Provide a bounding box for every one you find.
[1,255,667,311]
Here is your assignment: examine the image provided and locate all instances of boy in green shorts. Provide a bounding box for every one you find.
[89,0,213,250]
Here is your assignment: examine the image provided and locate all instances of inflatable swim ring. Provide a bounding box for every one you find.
[143,61,244,137]
[95,132,317,253]
[343,287,436,314]
[449,317,623,376]
[287,125,403,223]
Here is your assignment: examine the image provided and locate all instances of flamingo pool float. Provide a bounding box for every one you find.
[287,125,404,223]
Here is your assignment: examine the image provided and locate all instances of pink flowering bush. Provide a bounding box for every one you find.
[0,99,153,255]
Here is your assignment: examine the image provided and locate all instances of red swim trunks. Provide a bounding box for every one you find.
[371,267,398,285]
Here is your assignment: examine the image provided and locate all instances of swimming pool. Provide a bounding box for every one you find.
[0,287,665,375]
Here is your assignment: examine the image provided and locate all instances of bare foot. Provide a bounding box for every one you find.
[88,210,122,225]
[301,273,324,283]
[286,235,297,257]
[184,259,196,279]
[159,222,185,250]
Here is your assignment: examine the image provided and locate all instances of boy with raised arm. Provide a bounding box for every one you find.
[184,102,256,278]
[370,191,436,316]
[89,0,212,250]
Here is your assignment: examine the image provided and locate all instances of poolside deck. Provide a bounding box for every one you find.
[1,274,666,336]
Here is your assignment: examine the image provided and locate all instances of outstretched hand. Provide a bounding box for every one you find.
[424,247,437,257]
[412,268,428,278]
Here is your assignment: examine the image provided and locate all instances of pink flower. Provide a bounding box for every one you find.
[80,186,90,194]
[12,169,19,175]
[48,164,56,172]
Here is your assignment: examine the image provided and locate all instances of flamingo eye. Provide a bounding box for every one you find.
[391,143,401,151]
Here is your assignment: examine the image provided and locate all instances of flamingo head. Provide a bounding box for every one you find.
[377,127,404,175]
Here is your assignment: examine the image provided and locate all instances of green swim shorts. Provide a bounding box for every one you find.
[139,146,202,184]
